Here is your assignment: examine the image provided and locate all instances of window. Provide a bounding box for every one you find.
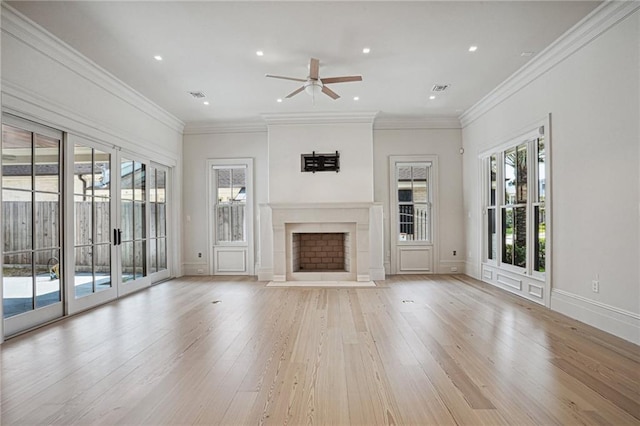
[484,129,546,275]
[215,166,246,243]
[502,143,527,268]
[487,155,497,260]
[396,162,431,242]
[533,138,546,272]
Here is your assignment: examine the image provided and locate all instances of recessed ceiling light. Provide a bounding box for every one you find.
[520,51,535,57]
[362,47,371,54]
[277,98,283,103]
[353,96,360,101]
[203,101,210,105]
[154,55,163,61]
[429,95,436,100]
[256,51,264,56]
[468,46,478,52]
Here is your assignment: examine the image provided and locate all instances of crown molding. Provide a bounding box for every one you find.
[1,3,185,134]
[460,1,640,128]
[262,111,379,125]
[184,120,267,135]
[374,115,461,130]
[2,80,179,167]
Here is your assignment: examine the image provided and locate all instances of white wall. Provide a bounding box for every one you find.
[267,120,374,204]
[182,130,268,275]
[461,9,640,343]
[374,128,464,273]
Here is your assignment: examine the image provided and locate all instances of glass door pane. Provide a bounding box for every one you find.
[120,158,146,284]
[2,120,62,333]
[148,166,168,277]
[73,146,113,297]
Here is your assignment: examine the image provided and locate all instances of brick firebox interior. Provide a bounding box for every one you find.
[292,233,350,272]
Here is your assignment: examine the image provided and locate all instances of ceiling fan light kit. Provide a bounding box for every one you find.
[266,57,362,101]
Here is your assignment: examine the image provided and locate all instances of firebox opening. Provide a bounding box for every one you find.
[292,232,350,273]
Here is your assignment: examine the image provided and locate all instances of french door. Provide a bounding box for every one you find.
[66,139,156,314]
[2,116,64,336]
[2,123,171,336]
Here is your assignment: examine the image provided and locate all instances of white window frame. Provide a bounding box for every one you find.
[480,116,552,306]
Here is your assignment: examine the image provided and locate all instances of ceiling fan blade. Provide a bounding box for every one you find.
[285,86,305,98]
[321,76,363,84]
[265,74,307,82]
[309,58,320,80]
[321,85,340,100]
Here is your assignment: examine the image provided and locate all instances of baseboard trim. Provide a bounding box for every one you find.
[369,267,386,281]
[182,262,208,276]
[551,289,640,345]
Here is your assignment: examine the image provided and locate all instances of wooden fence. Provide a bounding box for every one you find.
[3,201,152,269]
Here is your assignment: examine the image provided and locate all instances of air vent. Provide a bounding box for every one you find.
[188,91,206,99]
[431,84,450,92]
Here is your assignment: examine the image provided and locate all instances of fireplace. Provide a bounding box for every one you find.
[292,233,349,272]
[258,203,385,282]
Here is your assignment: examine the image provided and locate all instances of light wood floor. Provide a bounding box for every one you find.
[1,275,639,425]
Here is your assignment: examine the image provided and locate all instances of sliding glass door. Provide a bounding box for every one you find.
[3,118,172,336]
[118,156,151,295]
[66,136,117,314]
[2,116,63,335]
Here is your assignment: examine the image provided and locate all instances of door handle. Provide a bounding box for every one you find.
[113,229,123,245]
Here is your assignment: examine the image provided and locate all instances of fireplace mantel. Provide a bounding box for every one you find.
[258,203,385,282]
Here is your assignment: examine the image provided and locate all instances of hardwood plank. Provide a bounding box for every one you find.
[2,275,639,425]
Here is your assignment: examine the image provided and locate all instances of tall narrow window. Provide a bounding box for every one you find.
[533,137,546,272]
[215,167,246,243]
[396,162,431,242]
[502,143,527,268]
[487,155,497,260]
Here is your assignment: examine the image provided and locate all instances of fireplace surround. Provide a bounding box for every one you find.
[258,203,384,282]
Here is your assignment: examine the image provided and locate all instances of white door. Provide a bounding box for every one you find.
[117,154,152,296]
[389,156,438,274]
[147,163,171,283]
[209,159,253,275]
[2,116,64,335]
[65,136,118,315]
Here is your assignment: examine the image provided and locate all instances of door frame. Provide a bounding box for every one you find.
[207,158,254,275]
[389,155,439,275]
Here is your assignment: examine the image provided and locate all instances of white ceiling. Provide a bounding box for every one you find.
[7,1,601,125]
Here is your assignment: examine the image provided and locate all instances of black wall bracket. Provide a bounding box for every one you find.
[301,151,340,173]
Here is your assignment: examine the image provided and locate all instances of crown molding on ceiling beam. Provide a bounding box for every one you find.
[262,111,379,126]
[184,120,267,135]
[184,113,461,134]
[374,115,461,130]
[460,1,640,128]
[1,3,185,134]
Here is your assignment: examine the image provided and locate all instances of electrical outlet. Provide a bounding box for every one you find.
[197,268,204,274]
[198,252,202,258]
[450,266,458,272]
[592,280,599,293]
[453,250,457,256]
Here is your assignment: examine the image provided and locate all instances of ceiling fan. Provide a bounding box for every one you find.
[266,58,362,100]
